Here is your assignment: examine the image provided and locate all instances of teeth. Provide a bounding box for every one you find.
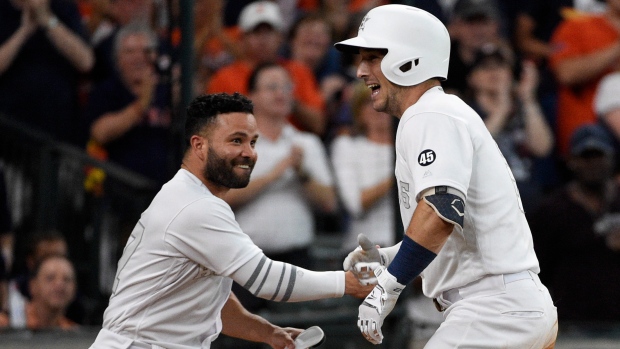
[238,165,250,169]
[368,84,380,90]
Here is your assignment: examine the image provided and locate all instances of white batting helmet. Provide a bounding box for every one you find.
[335,4,450,86]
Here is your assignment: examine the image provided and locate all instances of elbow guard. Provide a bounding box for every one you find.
[421,186,465,229]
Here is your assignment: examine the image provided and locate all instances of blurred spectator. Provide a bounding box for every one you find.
[465,47,554,212]
[225,63,337,267]
[0,167,13,325]
[224,64,337,312]
[442,0,513,97]
[548,0,620,157]
[512,0,573,133]
[8,230,68,328]
[529,123,620,322]
[90,0,172,84]
[207,1,327,136]
[3,254,78,330]
[287,13,348,106]
[0,0,94,145]
[594,71,620,174]
[85,21,174,186]
[193,0,242,97]
[329,81,395,254]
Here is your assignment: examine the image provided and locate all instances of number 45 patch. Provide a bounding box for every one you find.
[418,149,436,166]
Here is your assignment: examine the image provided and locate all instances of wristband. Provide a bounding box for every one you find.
[387,235,437,285]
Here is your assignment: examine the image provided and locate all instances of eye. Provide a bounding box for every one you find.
[250,139,257,147]
[232,138,242,144]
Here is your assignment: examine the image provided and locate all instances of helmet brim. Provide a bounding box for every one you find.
[334,36,386,53]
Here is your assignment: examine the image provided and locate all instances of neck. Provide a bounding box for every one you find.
[255,114,285,141]
[28,301,64,328]
[395,80,440,117]
[366,126,393,144]
[180,162,229,199]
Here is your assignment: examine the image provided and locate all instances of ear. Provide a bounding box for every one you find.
[190,135,208,161]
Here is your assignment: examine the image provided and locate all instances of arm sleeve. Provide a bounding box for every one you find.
[230,253,345,302]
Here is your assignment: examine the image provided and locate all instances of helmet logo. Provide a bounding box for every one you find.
[359,15,370,31]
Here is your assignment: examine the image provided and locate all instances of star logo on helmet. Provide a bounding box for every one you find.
[359,16,370,31]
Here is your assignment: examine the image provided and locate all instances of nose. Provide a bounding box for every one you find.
[357,60,369,79]
[241,142,257,159]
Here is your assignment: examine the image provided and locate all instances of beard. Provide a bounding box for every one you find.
[203,145,254,189]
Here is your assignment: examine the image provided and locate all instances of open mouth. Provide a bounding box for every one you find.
[368,83,380,97]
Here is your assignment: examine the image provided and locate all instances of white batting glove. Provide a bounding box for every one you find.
[357,266,404,345]
[343,234,388,285]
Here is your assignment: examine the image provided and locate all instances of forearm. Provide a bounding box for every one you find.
[220,293,277,342]
[303,181,338,213]
[360,177,393,211]
[0,29,30,74]
[554,42,620,86]
[225,173,279,208]
[406,200,453,253]
[45,20,94,72]
[292,103,326,136]
[90,101,143,144]
[231,254,344,302]
[522,101,553,157]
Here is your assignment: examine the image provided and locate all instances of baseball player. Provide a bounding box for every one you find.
[89,93,372,349]
[334,5,558,348]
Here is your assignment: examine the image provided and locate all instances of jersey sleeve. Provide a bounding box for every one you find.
[400,112,473,200]
[164,197,262,276]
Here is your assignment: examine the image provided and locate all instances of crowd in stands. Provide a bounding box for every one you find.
[0,0,619,332]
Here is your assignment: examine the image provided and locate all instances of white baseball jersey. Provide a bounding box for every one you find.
[95,169,263,349]
[395,86,539,298]
[234,125,334,253]
[330,134,395,252]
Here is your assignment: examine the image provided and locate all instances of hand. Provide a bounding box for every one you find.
[343,234,388,285]
[516,60,539,103]
[265,326,301,349]
[25,0,53,26]
[19,7,37,37]
[358,267,404,345]
[344,271,376,299]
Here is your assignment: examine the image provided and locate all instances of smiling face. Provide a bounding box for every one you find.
[30,256,76,312]
[357,48,406,117]
[201,112,259,191]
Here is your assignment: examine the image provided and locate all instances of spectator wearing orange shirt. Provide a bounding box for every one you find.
[206,1,326,136]
[549,0,620,156]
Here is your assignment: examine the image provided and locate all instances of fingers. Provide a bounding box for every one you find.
[357,318,383,345]
[357,233,376,252]
[353,262,380,284]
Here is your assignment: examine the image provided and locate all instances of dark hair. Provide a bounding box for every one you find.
[30,254,74,280]
[288,12,332,42]
[184,93,253,147]
[247,62,283,93]
[27,229,67,257]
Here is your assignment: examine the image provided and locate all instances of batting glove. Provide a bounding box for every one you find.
[343,234,388,285]
[357,266,404,345]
